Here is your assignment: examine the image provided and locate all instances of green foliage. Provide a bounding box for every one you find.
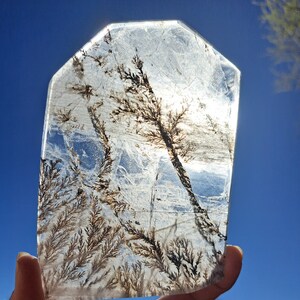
[256,0,300,91]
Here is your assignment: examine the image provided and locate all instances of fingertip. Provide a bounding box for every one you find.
[227,245,243,257]
[17,252,31,260]
[17,252,38,263]
[16,252,39,275]
[225,245,243,271]
[215,245,243,292]
[14,252,45,300]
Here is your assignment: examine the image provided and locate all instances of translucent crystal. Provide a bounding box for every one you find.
[38,20,240,299]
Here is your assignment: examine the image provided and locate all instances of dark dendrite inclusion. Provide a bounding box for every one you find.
[38,21,240,299]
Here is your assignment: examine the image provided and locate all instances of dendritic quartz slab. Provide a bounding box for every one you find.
[38,21,240,299]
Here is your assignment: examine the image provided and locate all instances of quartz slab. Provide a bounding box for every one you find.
[38,20,240,299]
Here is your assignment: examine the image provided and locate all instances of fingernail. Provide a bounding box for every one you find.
[17,252,31,261]
[227,244,243,255]
[234,245,243,256]
[17,252,38,262]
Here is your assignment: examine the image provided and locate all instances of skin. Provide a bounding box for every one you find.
[11,245,242,300]
[10,253,45,300]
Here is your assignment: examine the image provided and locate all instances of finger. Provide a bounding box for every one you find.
[11,252,45,300]
[160,245,243,300]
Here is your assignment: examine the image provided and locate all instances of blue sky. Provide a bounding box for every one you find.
[1,1,300,299]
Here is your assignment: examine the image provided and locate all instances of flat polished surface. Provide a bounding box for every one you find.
[38,21,240,299]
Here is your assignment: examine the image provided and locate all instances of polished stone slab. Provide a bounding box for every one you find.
[38,20,240,299]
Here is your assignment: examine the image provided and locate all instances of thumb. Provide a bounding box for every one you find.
[11,252,45,300]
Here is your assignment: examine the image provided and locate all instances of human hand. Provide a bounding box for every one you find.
[159,245,243,300]
[10,252,45,300]
[10,245,242,300]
